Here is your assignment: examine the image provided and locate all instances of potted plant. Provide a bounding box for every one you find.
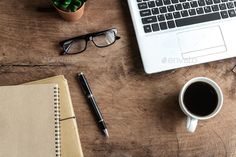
[52,0,86,21]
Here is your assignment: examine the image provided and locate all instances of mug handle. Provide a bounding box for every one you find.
[187,117,198,133]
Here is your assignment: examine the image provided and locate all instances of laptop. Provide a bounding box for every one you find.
[127,0,236,74]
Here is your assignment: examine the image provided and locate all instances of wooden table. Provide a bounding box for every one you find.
[1,0,236,156]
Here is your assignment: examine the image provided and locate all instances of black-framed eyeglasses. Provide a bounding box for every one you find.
[59,28,121,55]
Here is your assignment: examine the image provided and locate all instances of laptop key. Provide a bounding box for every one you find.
[183,2,190,9]
[140,9,152,17]
[156,0,163,6]
[180,0,187,2]
[167,20,175,28]
[226,2,234,9]
[213,0,221,3]
[163,0,171,5]
[173,11,181,18]
[148,1,156,8]
[204,6,212,13]
[151,23,160,31]
[160,6,167,13]
[198,0,206,6]
[211,5,219,11]
[138,3,148,9]
[196,7,204,14]
[220,11,229,18]
[219,3,227,10]
[152,8,159,14]
[190,1,198,8]
[137,0,142,2]
[157,14,165,21]
[143,25,152,33]
[175,12,221,27]
[160,22,168,30]
[175,4,183,10]
[172,0,179,4]
[167,5,175,12]
[228,9,236,17]
[206,0,213,5]
[221,0,228,2]
[189,9,197,15]
[142,16,157,24]
[181,10,189,17]
[165,13,173,20]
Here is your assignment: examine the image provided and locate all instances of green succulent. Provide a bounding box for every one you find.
[53,0,86,12]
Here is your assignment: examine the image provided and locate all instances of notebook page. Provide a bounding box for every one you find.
[0,84,60,157]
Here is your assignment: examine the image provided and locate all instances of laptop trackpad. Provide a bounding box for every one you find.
[177,26,226,59]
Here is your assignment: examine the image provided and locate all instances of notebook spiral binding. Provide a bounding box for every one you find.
[54,87,61,157]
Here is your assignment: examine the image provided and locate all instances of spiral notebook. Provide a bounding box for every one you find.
[25,75,84,157]
[0,84,61,157]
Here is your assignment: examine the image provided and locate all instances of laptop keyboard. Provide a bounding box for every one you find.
[137,0,236,33]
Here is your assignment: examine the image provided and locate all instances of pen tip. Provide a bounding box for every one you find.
[78,72,84,76]
[104,129,109,138]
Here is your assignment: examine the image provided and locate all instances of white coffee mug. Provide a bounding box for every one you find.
[179,77,223,133]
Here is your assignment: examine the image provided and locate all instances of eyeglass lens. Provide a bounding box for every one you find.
[66,39,87,54]
[92,30,116,47]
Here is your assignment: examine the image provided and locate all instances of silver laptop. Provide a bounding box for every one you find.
[127,0,236,74]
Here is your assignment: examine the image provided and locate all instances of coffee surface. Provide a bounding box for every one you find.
[183,82,218,116]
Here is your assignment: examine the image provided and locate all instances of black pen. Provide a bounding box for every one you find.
[77,72,109,137]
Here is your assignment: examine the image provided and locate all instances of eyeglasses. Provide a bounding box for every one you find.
[59,28,121,55]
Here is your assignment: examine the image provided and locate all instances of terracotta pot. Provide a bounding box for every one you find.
[54,3,85,22]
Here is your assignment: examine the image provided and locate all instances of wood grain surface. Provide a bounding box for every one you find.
[0,0,236,157]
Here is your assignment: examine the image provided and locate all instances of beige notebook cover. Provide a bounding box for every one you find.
[25,76,84,157]
[0,84,60,157]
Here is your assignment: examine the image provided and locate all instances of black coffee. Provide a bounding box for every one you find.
[183,81,218,116]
